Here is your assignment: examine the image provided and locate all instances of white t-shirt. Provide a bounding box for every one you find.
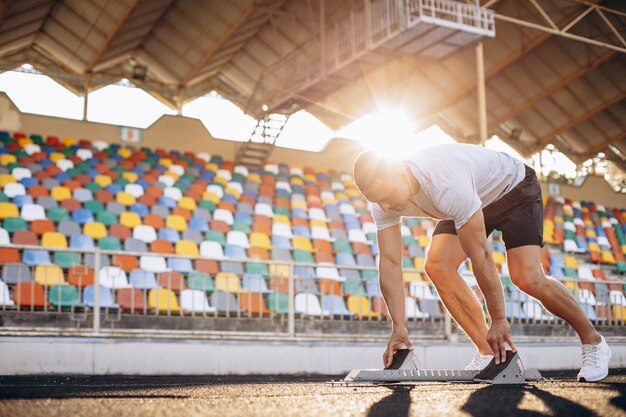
[372,144,526,230]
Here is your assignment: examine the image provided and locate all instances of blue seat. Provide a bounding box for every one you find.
[293,226,310,238]
[294,266,315,278]
[86,168,100,179]
[72,209,94,224]
[38,159,53,169]
[130,203,149,217]
[579,303,601,321]
[55,172,71,183]
[549,265,564,279]
[365,280,380,297]
[13,195,33,208]
[225,244,247,259]
[168,258,193,273]
[188,217,209,232]
[234,212,252,225]
[221,261,244,275]
[158,227,180,243]
[157,196,176,208]
[321,295,354,316]
[343,215,360,230]
[336,252,357,267]
[272,236,292,250]
[576,236,589,251]
[550,254,565,268]
[21,178,38,188]
[325,204,340,216]
[129,269,158,289]
[242,274,273,293]
[135,179,150,189]
[106,183,122,195]
[291,208,307,219]
[83,286,119,308]
[23,249,51,266]
[222,194,238,204]
[70,234,95,249]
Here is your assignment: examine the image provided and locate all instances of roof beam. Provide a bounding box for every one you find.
[585,131,626,156]
[182,3,256,85]
[538,91,626,146]
[489,50,616,131]
[85,0,140,72]
[0,0,15,27]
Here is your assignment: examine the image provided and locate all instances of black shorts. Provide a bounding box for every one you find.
[432,165,544,250]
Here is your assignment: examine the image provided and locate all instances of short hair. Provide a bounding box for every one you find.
[353,150,394,196]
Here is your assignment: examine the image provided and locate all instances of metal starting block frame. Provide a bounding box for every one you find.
[331,350,544,386]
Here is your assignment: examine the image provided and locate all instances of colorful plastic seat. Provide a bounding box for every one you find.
[34,264,66,285]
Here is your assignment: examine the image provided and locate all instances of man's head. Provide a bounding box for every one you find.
[353,150,412,212]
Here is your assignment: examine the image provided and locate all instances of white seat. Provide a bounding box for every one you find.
[56,159,74,172]
[196,152,210,162]
[272,223,293,238]
[24,144,41,155]
[213,209,234,225]
[311,226,334,241]
[500,262,510,277]
[597,204,606,212]
[578,265,594,280]
[523,299,553,321]
[348,229,369,244]
[206,184,224,198]
[216,169,232,181]
[564,222,576,232]
[362,222,377,234]
[234,165,249,177]
[571,201,581,209]
[200,241,225,258]
[255,203,274,218]
[76,149,93,160]
[290,167,303,177]
[180,289,216,313]
[601,220,612,228]
[405,296,428,318]
[573,218,584,226]
[276,181,291,193]
[139,255,169,273]
[169,164,185,176]
[20,204,46,221]
[340,172,352,182]
[11,167,31,181]
[315,265,345,282]
[555,197,564,204]
[320,191,336,201]
[98,267,131,289]
[73,188,93,202]
[576,288,597,305]
[92,140,108,151]
[295,293,326,316]
[0,228,9,245]
[133,225,157,243]
[264,164,278,175]
[409,281,437,300]
[4,183,25,198]
[339,204,355,215]
[226,231,250,248]
[308,208,329,222]
[610,290,626,306]
[125,184,144,198]
[163,186,182,201]
[597,236,610,248]
[226,181,243,194]
[157,175,175,187]
[331,181,345,191]
[564,239,585,253]
[0,280,15,306]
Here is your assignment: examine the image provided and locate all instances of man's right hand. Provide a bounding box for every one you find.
[383,326,414,368]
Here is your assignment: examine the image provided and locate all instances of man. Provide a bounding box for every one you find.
[353,143,611,382]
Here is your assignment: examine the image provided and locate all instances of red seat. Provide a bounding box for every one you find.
[60,199,81,212]
[117,288,151,312]
[143,214,165,230]
[112,255,139,272]
[94,190,114,203]
[109,224,131,241]
[27,185,48,199]
[150,239,174,254]
[31,219,55,236]
[158,271,186,291]
[12,230,38,245]
[67,266,95,288]
[0,248,20,264]
[195,259,218,275]
[14,282,47,308]
[172,207,191,221]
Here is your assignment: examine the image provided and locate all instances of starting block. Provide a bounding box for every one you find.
[332,350,544,386]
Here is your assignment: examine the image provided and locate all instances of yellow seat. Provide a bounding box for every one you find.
[612,305,626,321]
[418,235,430,247]
[148,289,181,312]
[51,186,71,201]
[492,252,505,265]
[215,272,247,293]
[159,158,173,168]
[564,256,578,270]
[163,170,179,180]
[309,219,327,228]
[166,215,187,231]
[41,232,67,248]
[116,191,136,206]
[119,212,141,228]
[564,281,577,291]
[61,137,77,146]
[94,175,112,188]
[290,177,304,186]
[0,202,19,219]
[304,174,317,183]
[122,172,138,183]
[178,196,197,211]
[292,236,314,252]
[270,264,289,277]
[224,188,241,199]
[273,214,291,225]
[414,257,425,271]
[202,191,221,204]
[0,154,16,167]
[175,240,199,256]
[213,176,228,186]
[403,272,422,282]
[291,199,307,210]
[250,232,272,250]
[117,148,132,159]
[49,152,65,163]
[588,242,600,252]
[601,251,615,264]
[0,174,16,186]
[35,265,66,286]
[347,295,378,318]
[18,138,33,147]
[83,222,107,239]
[248,173,261,183]
[205,162,219,172]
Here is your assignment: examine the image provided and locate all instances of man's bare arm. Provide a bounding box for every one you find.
[377,224,406,327]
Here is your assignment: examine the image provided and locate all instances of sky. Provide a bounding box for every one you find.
[0,66,579,178]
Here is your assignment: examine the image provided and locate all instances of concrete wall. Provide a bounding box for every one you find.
[1,337,625,375]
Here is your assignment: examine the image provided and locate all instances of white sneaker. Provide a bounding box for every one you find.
[577,335,612,382]
[464,351,494,371]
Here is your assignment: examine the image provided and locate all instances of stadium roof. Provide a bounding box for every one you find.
[0,0,624,168]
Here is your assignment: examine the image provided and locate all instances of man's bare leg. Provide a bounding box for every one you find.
[507,245,601,345]
[425,233,492,355]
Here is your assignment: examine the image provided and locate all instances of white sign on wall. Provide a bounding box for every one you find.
[119,126,143,143]
[548,183,560,196]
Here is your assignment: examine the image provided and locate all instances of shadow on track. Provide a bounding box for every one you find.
[366,385,414,417]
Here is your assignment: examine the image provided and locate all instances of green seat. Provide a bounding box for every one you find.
[30,134,44,145]
[173,183,188,192]
[187,272,215,292]
[114,177,130,187]
[231,221,250,234]
[0,192,8,203]
[46,207,70,223]
[268,293,290,314]
[111,166,125,175]
[98,236,121,251]
[84,200,105,215]
[365,233,377,243]
[84,182,102,193]
[54,252,80,268]
[198,200,216,212]
[7,162,22,171]
[3,217,27,233]
[48,285,81,308]
[246,262,269,277]
[333,239,352,253]
[293,250,314,263]
[563,266,578,278]
[273,207,290,217]
[402,235,417,246]
[617,261,626,274]
[361,270,378,280]
[205,230,226,246]
[343,278,366,296]
[402,256,413,269]
[97,211,118,226]
[564,230,576,241]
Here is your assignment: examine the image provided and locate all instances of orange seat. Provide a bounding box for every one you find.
[12,230,38,245]
[117,288,151,312]
[218,201,236,214]
[592,269,608,280]
[329,220,345,230]
[210,220,230,233]
[352,242,371,255]
[253,215,271,226]
[150,239,174,254]
[14,282,47,308]
[94,190,114,203]
[27,185,48,199]
[248,247,269,260]
[67,266,95,287]
[252,223,271,235]
[109,224,131,241]
[31,219,55,236]
[318,279,342,295]
[63,180,81,191]
[112,254,139,272]
[172,207,191,221]
[0,248,20,264]
[158,271,186,291]
[292,217,307,227]
[144,214,165,230]
[315,251,335,263]
[137,193,157,206]
[239,293,271,315]
[60,199,81,212]
[313,239,333,253]
[195,259,218,275]
[145,186,163,198]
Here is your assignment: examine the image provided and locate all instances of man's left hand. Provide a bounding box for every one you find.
[487,318,517,364]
